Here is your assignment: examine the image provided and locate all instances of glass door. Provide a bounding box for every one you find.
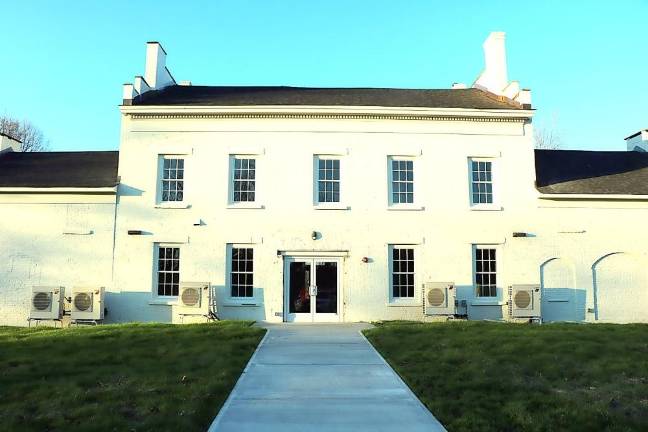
[287,259,312,322]
[313,260,338,322]
[284,257,340,322]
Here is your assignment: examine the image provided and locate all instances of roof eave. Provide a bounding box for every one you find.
[0,186,118,194]
[120,104,534,119]
[538,192,648,201]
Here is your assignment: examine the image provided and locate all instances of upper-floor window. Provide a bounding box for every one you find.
[389,158,414,205]
[232,157,256,203]
[391,246,415,299]
[470,159,494,205]
[155,245,180,297]
[317,158,340,203]
[230,246,254,298]
[161,157,184,202]
[474,246,497,297]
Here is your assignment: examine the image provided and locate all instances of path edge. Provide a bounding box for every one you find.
[206,326,270,431]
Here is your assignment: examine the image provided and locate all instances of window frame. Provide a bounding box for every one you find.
[313,155,348,209]
[387,156,422,210]
[160,156,185,202]
[155,155,190,208]
[153,243,181,300]
[228,155,264,208]
[473,245,500,299]
[468,157,500,210]
[227,244,255,300]
[388,245,419,304]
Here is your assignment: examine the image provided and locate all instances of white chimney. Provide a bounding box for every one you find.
[625,130,648,152]
[472,32,532,108]
[473,32,508,95]
[144,42,175,90]
[122,42,177,105]
[452,82,467,89]
[0,133,22,152]
[134,76,151,95]
[122,83,139,105]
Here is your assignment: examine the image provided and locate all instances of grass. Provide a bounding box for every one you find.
[364,321,648,432]
[0,321,265,432]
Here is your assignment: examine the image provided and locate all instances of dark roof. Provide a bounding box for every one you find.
[535,149,648,195]
[131,85,525,110]
[0,151,119,188]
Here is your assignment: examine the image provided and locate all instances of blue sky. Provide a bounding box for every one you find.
[1,0,646,151]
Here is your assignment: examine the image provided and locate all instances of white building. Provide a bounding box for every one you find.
[0,33,646,326]
[1,132,22,152]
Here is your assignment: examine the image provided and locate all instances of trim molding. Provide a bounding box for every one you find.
[0,186,117,195]
[128,112,527,123]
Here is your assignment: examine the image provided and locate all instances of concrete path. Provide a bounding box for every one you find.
[208,323,445,432]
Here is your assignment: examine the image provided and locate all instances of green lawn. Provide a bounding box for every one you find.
[0,321,265,431]
[364,321,648,432]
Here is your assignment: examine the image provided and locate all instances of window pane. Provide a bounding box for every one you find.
[391,247,415,298]
[231,247,254,297]
[475,248,497,297]
[160,158,184,202]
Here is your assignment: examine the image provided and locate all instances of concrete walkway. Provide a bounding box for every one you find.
[208,323,445,432]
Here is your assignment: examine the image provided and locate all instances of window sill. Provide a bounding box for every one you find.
[149,299,178,306]
[470,205,503,211]
[387,205,425,211]
[222,301,261,307]
[314,203,350,210]
[155,203,191,209]
[547,298,570,303]
[227,203,265,209]
[387,301,422,307]
[471,300,504,306]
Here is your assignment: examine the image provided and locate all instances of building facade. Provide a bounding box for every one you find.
[0,33,646,325]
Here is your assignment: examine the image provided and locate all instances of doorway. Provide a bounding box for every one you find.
[284,257,341,322]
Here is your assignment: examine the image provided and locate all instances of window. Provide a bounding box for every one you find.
[390,159,414,204]
[391,247,415,298]
[317,158,340,203]
[470,160,493,205]
[161,157,184,202]
[475,247,497,297]
[231,247,254,297]
[156,246,180,297]
[232,157,256,202]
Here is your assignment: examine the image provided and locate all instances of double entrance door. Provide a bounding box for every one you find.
[284,257,341,322]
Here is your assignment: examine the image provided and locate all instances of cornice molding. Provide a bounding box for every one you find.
[128,112,527,123]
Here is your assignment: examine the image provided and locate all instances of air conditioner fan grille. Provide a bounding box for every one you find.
[74,293,93,312]
[182,287,200,307]
[427,288,446,307]
[33,292,52,311]
[514,290,531,309]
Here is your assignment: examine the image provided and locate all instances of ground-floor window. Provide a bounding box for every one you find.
[391,246,415,298]
[156,245,180,297]
[230,246,254,297]
[474,246,497,297]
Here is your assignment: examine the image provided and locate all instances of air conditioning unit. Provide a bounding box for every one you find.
[71,287,105,321]
[509,284,541,318]
[424,282,456,315]
[29,286,65,320]
[176,282,211,316]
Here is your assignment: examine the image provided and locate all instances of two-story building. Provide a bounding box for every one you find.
[0,32,646,325]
